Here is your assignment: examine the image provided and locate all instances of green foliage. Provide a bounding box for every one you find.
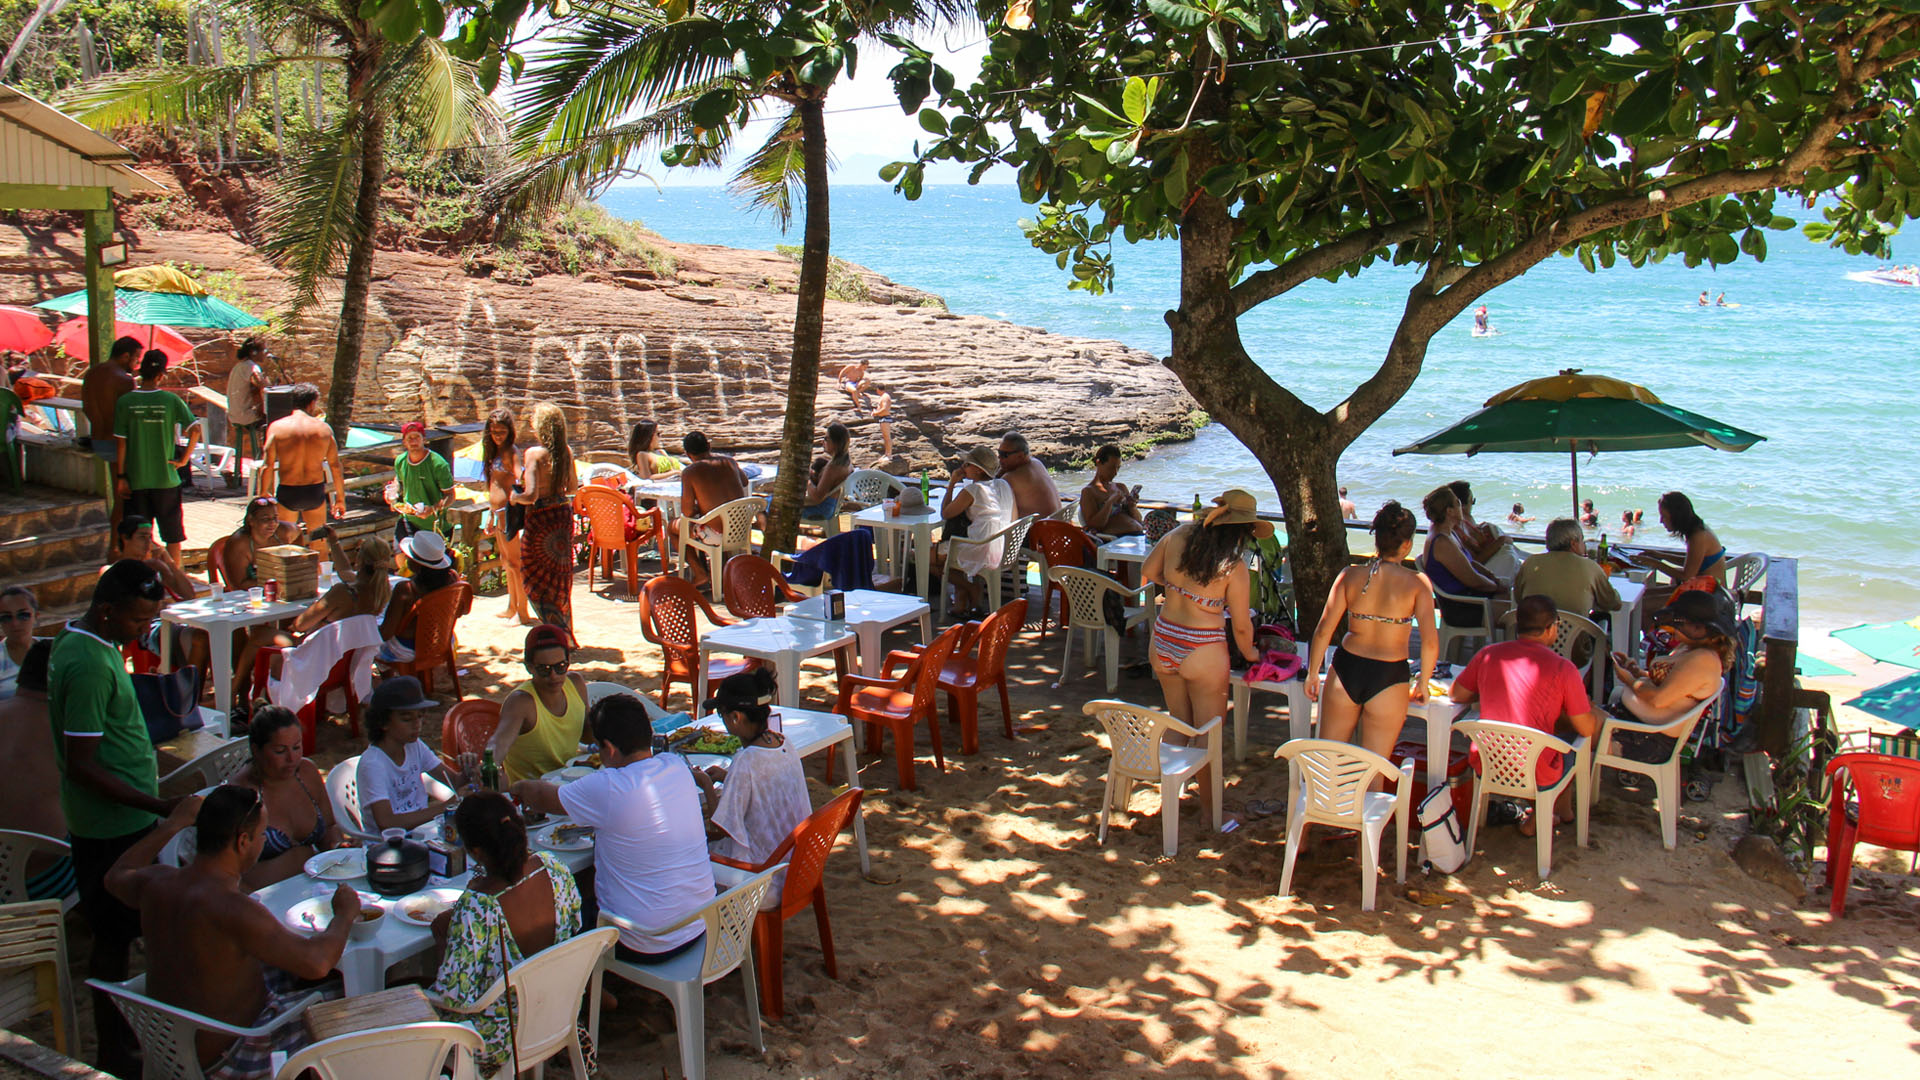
[495,200,677,278]
[775,243,869,302]
[0,0,190,98]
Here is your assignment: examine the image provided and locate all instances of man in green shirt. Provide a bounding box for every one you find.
[49,559,180,1077]
[113,350,200,564]
[389,420,454,539]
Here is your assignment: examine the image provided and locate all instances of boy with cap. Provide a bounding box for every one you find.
[389,420,453,540]
[114,349,200,564]
[356,675,474,832]
[491,624,590,784]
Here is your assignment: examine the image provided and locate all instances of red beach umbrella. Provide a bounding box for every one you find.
[0,305,53,352]
[52,317,195,368]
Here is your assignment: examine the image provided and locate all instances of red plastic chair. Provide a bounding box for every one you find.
[721,553,805,621]
[637,575,753,708]
[440,699,502,770]
[1824,751,1920,918]
[388,582,472,697]
[207,535,233,590]
[835,623,969,791]
[884,597,1028,754]
[711,787,864,1019]
[1024,520,1097,638]
[250,649,359,755]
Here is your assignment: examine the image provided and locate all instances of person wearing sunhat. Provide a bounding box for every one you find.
[1606,588,1735,762]
[1141,489,1265,826]
[388,420,454,540]
[939,445,1016,619]
[355,675,475,832]
[376,530,466,665]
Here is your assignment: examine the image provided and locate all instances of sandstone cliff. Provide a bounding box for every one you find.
[0,221,1199,470]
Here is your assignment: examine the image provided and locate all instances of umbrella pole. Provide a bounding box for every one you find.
[1570,446,1580,518]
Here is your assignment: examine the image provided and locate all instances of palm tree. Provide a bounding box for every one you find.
[64,2,496,439]
[499,0,964,555]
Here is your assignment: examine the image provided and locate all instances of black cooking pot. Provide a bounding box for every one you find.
[366,832,430,898]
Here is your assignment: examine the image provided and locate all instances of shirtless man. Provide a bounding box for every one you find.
[679,431,748,584]
[1079,443,1143,536]
[107,789,355,1078]
[81,336,141,518]
[870,385,895,459]
[1338,486,1358,520]
[995,431,1060,519]
[256,383,343,533]
[837,359,869,414]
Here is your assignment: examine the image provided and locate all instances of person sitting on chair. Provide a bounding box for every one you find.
[490,624,591,785]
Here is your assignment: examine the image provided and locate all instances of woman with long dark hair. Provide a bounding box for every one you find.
[627,420,681,481]
[482,409,533,624]
[692,668,809,872]
[1637,491,1728,586]
[1420,484,1509,628]
[513,403,579,639]
[1305,502,1437,761]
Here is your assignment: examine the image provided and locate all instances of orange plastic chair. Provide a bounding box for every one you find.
[1824,751,1920,918]
[388,582,472,697]
[885,597,1028,754]
[721,553,805,621]
[573,486,664,597]
[638,575,753,708]
[835,623,969,791]
[710,787,864,1019]
[1024,520,1097,638]
[440,699,501,769]
[207,535,232,589]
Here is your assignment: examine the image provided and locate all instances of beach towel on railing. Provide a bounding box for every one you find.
[785,528,875,591]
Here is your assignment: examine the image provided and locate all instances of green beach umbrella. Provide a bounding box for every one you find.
[1844,670,1920,731]
[1392,369,1765,515]
[1831,616,1920,670]
[35,265,265,330]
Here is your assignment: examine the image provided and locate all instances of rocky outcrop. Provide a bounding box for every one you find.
[0,223,1199,470]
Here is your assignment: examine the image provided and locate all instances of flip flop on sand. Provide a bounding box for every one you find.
[1244,798,1284,820]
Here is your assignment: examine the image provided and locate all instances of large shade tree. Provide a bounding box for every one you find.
[894,0,1920,624]
[499,0,963,554]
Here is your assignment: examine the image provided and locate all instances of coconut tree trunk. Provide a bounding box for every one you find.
[326,101,385,442]
[763,92,830,555]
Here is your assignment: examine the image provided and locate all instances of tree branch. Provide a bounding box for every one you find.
[1229,216,1428,317]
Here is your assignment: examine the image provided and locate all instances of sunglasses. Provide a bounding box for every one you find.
[996,448,1017,458]
[527,660,570,676]
[0,609,33,622]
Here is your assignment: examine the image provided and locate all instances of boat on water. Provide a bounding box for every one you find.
[1851,267,1920,287]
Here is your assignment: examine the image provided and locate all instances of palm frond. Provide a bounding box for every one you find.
[371,34,500,151]
[510,7,741,149]
[488,88,726,220]
[258,110,364,317]
[58,56,339,130]
[727,107,812,231]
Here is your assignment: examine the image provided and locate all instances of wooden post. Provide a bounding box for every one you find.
[1754,556,1800,759]
[81,205,114,369]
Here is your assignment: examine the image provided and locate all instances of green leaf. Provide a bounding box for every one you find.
[1547,71,1587,106]
[878,161,905,182]
[689,89,733,130]
[1206,22,1229,61]
[1122,76,1150,126]
[1740,228,1767,260]
[1768,215,1795,230]
[1074,92,1129,127]
[1610,68,1676,137]
[368,0,424,43]
[1709,232,1739,264]
[762,36,810,57]
[1145,0,1209,30]
[918,108,947,135]
[900,163,923,200]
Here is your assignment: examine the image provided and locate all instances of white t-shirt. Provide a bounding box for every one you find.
[559,755,714,953]
[355,740,441,823]
[710,741,811,905]
[950,477,1015,577]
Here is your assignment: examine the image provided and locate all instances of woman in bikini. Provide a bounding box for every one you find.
[1306,502,1437,762]
[232,706,349,888]
[482,410,533,624]
[627,420,682,482]
[1637,490,1728,586]
[1142,489,1264,824]
[1421,484,1510,631]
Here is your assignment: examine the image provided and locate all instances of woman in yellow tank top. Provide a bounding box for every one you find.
[492,625,591,784]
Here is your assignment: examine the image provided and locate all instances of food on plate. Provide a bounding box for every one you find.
[686,731,743,755]
[401,895,456,923]
[550,823,595,846]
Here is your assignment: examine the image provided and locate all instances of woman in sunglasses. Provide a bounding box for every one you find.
[0,586,40,699]
[491,623,590,785]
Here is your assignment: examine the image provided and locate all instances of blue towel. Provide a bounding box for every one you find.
[786,528,876,591]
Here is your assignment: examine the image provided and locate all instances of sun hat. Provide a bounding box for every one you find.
[1202,489,1276,538]
[398,530,452,570]
[368,675,434,715]
[524,623,571,657]
[1650,588,1737,639]
[963,446,999,475]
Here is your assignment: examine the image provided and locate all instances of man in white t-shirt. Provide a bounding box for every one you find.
[224,339,268,484]
[513,692,713,962]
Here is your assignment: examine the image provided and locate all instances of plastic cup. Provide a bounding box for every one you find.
[248,587,265,606]
[206,580,224,601]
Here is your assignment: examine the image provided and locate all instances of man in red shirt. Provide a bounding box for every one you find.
[1450,595,1598,834]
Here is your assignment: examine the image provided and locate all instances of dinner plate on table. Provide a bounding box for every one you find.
[304,848,366,882]
[535,822,596,852]
[683,753,732,773]
[395,888,464,927]
[283,892,379,934]
[541,765,596,784]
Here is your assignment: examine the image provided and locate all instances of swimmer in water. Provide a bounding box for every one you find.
[1715,292,1728,306]
[1473,305,1490,332]
[1698,291,1710,306]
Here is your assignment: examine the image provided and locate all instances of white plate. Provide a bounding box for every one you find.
[684,753,731,772]
[304,849,366,881]
[283,892,381,935]
[395,888,464,927]
[535,822,595,852]
[541,765,596,784]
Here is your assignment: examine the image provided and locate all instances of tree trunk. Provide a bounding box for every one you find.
[326,100,385,443]
[762,93,830,555]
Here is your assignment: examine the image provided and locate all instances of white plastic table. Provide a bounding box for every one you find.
[159,594,309,715]
[1266,661,1469,791]
[851,505,943,600]
[1229,668,1309,763]
[1612,577,1648,659]
[1095,534,1153,573]
[697,616,856,709]
[786,590,932,677]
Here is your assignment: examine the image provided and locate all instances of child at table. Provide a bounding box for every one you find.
[692,668,809,897]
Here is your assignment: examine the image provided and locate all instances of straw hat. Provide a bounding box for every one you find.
[1203,489,1276,538]
[962,446,1000,475]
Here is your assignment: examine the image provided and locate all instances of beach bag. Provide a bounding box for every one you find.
[1418,782,1469,874]
[133,665,202,744]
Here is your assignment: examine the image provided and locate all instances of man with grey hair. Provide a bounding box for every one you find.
[1513,517,1621,619]
[995,431,1061,519]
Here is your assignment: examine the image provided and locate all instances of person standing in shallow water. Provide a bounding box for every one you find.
[513,403,578,642]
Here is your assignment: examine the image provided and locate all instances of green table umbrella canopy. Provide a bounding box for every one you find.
[36,264,266,330]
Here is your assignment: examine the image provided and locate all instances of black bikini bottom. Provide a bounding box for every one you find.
[1331,648,1411,705]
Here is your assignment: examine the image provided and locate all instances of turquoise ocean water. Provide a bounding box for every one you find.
[597,184,1919,638]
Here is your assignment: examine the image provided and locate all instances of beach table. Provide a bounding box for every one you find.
[1414,678,1474,791]
[1612,576,1648,659]
[786,589,932,678]
[159,594,308,716]
[1095,534,1153,574]
[696,615,856,709]
[851,504,943,601]
[1229,667,1309,763]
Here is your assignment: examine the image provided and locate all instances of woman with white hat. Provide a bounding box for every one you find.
[377,530,464,664]
[939,446,1016,619]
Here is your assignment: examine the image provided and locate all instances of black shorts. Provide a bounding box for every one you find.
[71,826,153,962]
[124,486,186,543]
[277,482,327,512]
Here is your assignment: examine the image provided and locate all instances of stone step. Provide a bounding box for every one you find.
[0,523,110,579]
[0,484,109,538]
[31,600,89,636]
[7,560,106,612]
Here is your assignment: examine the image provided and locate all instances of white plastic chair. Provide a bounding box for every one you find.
[588,866,782,1080]
[585,680,670,722]
[1083,700,1222,858]
[272,1021,483,1080]
[0,830,76,912]
[1454,719,1591,878]
[0,899,77,1056]
[1274,740,1414,911]
[1049,496,1079,523]
[89,972,321,1080]
[941,513,1038,623]
[1493,608,1608,702]
[1048,566,1154,691]
[843,468,903,508]
[1433,587,1495,663]
[1582,678,1724,849]
[1725,552,1769,617]
[325,754,456,842]
[430,926,616,1080]
[678,496,761,603]
[159,736,252,794]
